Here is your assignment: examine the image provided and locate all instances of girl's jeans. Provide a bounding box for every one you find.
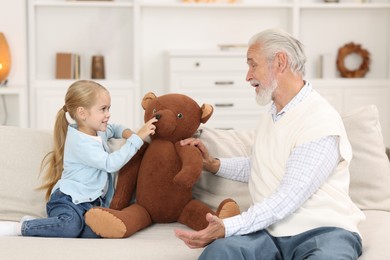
[21,189,105,238]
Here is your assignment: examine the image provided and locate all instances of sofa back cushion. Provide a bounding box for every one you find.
[343,105,390,211]
[192,128,254,212]
[0,126,50,221]
[194,104,390,212]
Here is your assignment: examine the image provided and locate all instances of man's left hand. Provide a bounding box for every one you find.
[174,213,225,249]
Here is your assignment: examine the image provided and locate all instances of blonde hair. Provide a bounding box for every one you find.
[39,80,108,200]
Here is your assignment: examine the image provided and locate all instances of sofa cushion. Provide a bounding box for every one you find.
[0,126,50,221]
[0,222,202,259]
[194,104,390,212]
[342,105,390,211]
[358,210,390,260]
[193,128,254,212]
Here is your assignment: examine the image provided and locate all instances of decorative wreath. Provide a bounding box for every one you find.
[336,42,370,78]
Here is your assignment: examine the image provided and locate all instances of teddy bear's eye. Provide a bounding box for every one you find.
[152,109,157,114]
[177,113,184,119]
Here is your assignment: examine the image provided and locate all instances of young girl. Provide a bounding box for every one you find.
[0,80,157,238]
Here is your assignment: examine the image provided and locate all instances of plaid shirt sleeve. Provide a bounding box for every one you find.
[216,157,251,183]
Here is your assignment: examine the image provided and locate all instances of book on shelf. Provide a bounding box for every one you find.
[55,52,80,80]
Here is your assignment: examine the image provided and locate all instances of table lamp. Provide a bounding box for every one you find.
[0,32,11,86]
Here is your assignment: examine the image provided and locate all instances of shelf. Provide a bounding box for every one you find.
[299,3,390,9]
[32,1,134,8]
[141,2,293,8]
[139,1,390,9]
[0,87,25,95]
[310,78,390,87]
[168,49,246,57]
[30,79,136,88]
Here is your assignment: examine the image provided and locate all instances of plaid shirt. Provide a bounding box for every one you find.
[218,82,341,237]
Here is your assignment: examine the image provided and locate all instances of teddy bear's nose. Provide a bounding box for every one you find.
[155,114,161,120]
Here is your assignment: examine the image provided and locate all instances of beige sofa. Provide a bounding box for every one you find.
[1,104,389,260]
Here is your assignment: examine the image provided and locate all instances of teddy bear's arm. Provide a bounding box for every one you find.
[173,142,203,188]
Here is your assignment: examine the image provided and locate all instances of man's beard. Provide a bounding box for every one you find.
[251,77,278,106]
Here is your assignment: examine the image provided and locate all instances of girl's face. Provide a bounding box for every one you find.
[79,90,111,136]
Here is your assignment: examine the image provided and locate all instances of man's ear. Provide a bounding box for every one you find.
[276,52,288,72]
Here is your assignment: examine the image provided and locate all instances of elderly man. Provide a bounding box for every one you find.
[175,28,365,260]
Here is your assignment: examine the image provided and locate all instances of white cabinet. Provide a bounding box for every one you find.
[27,0,140,130]
[168,50,266,130]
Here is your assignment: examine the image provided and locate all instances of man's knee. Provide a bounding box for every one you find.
[199,238,232,260]
[200,234,281,260]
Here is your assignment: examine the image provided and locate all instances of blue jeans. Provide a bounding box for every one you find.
[22,189,104,238]
[199,227,362,260]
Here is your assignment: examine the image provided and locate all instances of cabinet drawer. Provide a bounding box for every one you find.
[189,95,263,113]
[170,72,248,91]
[170,56,247,72]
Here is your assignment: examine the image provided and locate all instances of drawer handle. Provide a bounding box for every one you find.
[215,81,234,85]
[215,103,234,107]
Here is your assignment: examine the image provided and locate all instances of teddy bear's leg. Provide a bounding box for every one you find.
[178,199,241,231]
[85,204,152,238]
[178,199,215,231]
[215,198,240,219]
[110,144,148,210]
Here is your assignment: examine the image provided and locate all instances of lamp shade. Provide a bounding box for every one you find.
[0,32,11,83]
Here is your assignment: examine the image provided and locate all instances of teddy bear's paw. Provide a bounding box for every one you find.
[216,198,240,219]
[85,208,127,238]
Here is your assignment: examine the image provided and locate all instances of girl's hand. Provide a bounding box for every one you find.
[136,117,158,141]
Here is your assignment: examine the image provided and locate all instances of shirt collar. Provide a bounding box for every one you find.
[269,81,312,122]
[69,124,102,143]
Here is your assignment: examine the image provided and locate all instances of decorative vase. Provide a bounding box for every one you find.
[91,55,105,79]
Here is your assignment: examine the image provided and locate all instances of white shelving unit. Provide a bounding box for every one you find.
[27,0,390,144]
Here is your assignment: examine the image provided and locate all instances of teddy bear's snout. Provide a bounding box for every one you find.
[155,114,161,120]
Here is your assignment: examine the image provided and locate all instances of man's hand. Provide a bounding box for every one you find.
[174,213,225,249]
[180,138,220,174]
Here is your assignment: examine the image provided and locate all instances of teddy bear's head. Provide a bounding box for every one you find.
[142,92,213,142]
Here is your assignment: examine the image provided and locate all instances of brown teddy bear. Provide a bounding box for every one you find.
[85,92,240,238]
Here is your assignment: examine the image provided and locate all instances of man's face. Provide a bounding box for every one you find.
[246,44,278,106]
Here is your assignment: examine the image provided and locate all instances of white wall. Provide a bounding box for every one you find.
[0,0,28,126]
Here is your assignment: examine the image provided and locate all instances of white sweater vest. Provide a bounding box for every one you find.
[248,90,365,236]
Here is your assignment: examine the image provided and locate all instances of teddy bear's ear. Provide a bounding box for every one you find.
[200,104,213,124]
[141,92,157,110]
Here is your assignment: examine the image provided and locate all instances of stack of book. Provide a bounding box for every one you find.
[55,52,81,79]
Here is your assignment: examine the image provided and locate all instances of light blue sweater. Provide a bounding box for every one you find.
[52,124,143,207]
